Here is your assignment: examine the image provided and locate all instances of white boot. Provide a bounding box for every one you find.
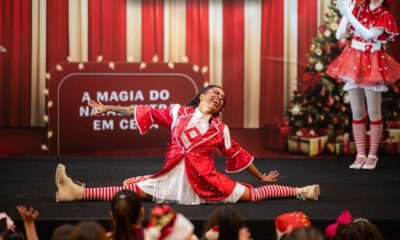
[55,164,84,203]
[295,184,320,200]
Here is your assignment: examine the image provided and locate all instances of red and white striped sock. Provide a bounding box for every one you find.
[248,185,296,201]
[83,183,142,201]
[369,119,383,157]
[352,118,366,157]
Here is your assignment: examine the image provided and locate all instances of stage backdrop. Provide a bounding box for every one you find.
[1,0,399,129]
[47,62,204,155]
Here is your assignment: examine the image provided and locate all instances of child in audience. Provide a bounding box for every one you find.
[202,206,251,240]
[146,205,197,240]
[325,210,383,240]
[109,190,145,240]
[275,211,311,240]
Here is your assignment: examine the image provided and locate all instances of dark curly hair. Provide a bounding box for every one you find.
[186,85,225,119]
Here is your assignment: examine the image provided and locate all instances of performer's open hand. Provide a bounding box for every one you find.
[16,205,39,223]
[260,170,279,182]
[88,100,108,116]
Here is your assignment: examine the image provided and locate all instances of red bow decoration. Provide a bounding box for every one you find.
[325,210,352,238]
[273,117,289,127]
[299,72,321,94]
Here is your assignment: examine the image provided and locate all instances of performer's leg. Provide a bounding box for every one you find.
[363,90,383,170]
[348,89,367,169]
[239,184,319,202]
[55,164,152,202]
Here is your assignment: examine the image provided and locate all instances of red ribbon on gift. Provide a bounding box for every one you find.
[318,139,322,153]
[343,143,349,155]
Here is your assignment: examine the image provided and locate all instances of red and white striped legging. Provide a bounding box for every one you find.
[248,185,296,201]
[83,183,296,202]
[83,183,142,201]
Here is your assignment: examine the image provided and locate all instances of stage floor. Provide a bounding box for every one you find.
[1,156,400,239]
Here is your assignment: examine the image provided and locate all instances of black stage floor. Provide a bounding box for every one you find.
[1,156,400,239]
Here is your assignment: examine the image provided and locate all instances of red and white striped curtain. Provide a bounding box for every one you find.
[2,0,377,128]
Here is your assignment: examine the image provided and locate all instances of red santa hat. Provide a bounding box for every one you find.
[146,205,196,240]
[275,212,311,240]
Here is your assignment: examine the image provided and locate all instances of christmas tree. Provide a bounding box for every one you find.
[285,4,353,132]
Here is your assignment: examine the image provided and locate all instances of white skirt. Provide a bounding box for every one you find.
[137,159,245,205]
[342,76,388,92]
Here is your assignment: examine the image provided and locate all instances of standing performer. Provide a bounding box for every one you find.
[328,0,400,170]
[55,85,320,204]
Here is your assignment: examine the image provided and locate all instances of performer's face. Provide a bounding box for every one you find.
[199,87,225,114]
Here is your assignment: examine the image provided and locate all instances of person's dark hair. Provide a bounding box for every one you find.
[282,227,324,240]
[0,218,25,240]
[111,190,142,240]
[334,218,383,240]
[51,224,76,240]
[2,232,25,240]
[202,206,245,240]
[70,221,106,240]
[186,85,225,118]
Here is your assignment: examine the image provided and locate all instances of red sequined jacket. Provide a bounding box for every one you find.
[134,104,254,201]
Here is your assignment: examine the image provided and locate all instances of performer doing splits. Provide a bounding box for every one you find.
[55,85,320,204]
[328,0,400,170]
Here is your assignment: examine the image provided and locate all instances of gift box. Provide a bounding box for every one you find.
[327,142,336,154]
[320,125,345,142]
[386,129,400,142]
[288,136,328,156]
[335,142,356,155]
[382,137,399,154]
[263,124,292,151]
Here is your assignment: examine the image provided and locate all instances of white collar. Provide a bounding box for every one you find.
[193,108,212,125]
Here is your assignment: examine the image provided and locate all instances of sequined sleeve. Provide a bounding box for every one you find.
[219,139,254,173]
[134,105,176,135]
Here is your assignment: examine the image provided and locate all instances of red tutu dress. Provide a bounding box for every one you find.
[327,5,400,91]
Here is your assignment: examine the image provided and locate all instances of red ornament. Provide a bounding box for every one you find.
[326,96,335,107]
[332,117,339,124]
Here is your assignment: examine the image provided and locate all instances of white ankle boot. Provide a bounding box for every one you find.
[55,164,84,202]
[296,184,320,200]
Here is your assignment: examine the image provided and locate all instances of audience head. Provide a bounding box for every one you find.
[202,206,246,240]
[0,213,24,240]
[111,190,143,240]
[281,227,325,240]
[325,210,383,240]
[334,218,383,240]
[70,221,106,240]
[147,205,195,240]
[275,211,311,240]
[51,224,76,240]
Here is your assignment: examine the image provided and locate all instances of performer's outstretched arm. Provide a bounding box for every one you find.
[336,16,349,40]
[88,100,135,116]
[245,163,279,183]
